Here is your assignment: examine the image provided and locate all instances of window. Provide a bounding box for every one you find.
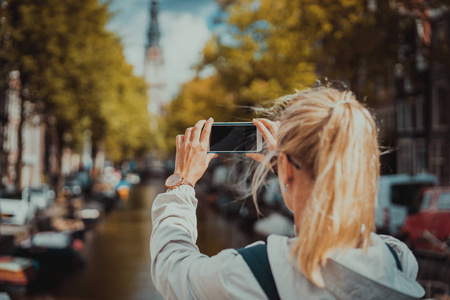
[392,183,434,214]
[404,98,413,130]
[403,63,413,94]
[415,96,424,130]
[386,108,395,130]
[432,83,449,129]
[397,138,413,173]
[376,105,395,138]
[415,47,427,71]
[435,20,449,54]
[397,97,418,132]
[429,139,448,183]
[396,100,405,131]
[420,193,431,210]
[437,192,450,210]
[414,139,427,173]
[368,0,377,12]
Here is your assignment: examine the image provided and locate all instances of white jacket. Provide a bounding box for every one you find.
[150,186,425,300]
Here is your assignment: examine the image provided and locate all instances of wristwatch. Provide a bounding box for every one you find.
[165,174,194,190]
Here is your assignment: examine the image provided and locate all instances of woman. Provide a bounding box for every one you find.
[150,87,425,299]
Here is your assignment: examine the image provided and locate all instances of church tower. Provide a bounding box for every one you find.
[145,0,166,124]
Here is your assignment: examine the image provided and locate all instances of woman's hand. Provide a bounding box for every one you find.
[246,118,280,163]
[174,118,218,187]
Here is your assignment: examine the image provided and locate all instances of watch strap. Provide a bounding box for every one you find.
[165,176,193,190]
[179,178,194,188]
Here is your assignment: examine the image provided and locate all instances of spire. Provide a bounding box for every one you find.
[147,0,160,49]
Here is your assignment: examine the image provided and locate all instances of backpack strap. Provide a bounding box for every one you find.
[237,244,280,300]
[385,243,403,272]
[237,242,402,299]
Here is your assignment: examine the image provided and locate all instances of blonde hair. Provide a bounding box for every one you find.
[252,87,380,287]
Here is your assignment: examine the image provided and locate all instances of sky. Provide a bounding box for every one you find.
[106,0,220,99]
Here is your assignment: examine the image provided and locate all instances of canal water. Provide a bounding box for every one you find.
[16,180,449,299]
[22,179,255,300]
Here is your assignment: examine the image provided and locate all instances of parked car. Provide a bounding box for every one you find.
[0,189,35,225]
[401,187,450,256]
[375,173,438,235]
[26,185,55,210]
[62,178,83,198]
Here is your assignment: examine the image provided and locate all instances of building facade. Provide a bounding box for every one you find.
[0,71,50,191]
[144,0,167,127]
[428,8,450,184]
[377,7,450,185]
[20,101,46,188]
[2,71,22,191]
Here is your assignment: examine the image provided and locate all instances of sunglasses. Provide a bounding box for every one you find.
[270,154,301,175]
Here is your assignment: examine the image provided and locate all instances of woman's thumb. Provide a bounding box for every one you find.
[207,153,219,163]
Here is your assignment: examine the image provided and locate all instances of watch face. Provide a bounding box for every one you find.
[166,174,181,187]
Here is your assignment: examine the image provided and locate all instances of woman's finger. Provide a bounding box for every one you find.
[207,153,218,164]
[185,127,193,142]
[185,127,193,150]
[175,135,185,174]
[200,117,213,147]
[176,134,185,150]
[191,120,207,143]
[253,119,277,150]
[258,118,279,136]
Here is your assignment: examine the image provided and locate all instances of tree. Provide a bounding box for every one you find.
[101,61,151,162]
[161,75,233,155]
[198,0,319,110]
[163,0,450,156]
[199,0,450,106]
[5,0,151,164]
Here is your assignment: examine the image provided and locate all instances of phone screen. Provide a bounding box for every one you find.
[209,124,257,152]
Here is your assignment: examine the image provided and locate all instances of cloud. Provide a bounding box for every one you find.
[106,8,148,78]
[105,0,217,100]
[159,12,212,98]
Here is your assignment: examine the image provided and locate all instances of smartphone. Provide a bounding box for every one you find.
[208,122,263,153]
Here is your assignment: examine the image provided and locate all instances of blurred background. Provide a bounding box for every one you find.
[0,0,449,299]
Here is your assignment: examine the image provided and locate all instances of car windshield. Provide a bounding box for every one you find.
[0,191,22,200]
[30,188,44,194]
[420,193,432,210]
[437,192,450,210]
[391,183,434,206]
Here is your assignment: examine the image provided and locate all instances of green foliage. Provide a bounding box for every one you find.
[160,76,233,155]
[162,0,449,155]
[101,63,151,162]
[197,0,449,106]
[202,0,397,105]
[5,0,151,162]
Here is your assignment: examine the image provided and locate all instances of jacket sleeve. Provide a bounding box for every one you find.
[150,186,267,300]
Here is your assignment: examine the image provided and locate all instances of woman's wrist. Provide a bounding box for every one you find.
[166,184,196,196]
[165,173,195,189]
[180,172,198,187]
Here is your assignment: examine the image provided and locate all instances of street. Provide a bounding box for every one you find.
[19,179,255,300]
[4,176,446,300]
[54,179,450,300]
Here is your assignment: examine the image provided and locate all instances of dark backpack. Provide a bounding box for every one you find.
[237,244,280,300]
[237,242,402,300]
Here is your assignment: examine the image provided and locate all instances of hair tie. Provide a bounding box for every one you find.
[334,91,351,108]
[333,99,349,108]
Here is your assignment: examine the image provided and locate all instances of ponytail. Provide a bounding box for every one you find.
[275,89,380,287]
